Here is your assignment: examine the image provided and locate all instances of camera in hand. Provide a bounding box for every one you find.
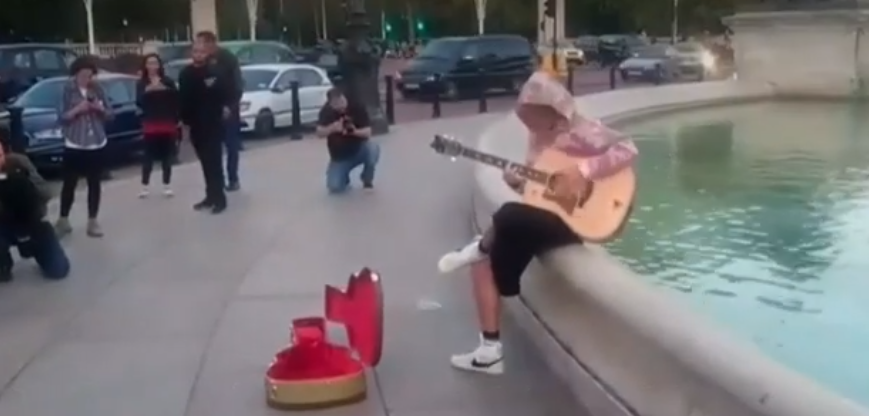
[341,115,354,133]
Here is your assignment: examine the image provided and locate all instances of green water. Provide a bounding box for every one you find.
[610,100,869,407]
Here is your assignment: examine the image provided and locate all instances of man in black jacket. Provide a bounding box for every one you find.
[196,31,244,191]
[0,135,70,281]
[179,41,229,214]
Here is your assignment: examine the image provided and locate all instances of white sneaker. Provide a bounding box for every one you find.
[138,188,150,199]
[450,336,504,375]
[437,236,485,273]
[162,187,174,198]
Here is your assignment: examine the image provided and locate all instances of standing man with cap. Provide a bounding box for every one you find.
[195,31,243,191]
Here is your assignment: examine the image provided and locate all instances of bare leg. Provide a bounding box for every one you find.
[471,259,501,333]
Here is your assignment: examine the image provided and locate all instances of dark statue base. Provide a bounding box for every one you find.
[339,0,389,136]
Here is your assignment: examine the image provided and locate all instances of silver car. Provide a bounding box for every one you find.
[618,45,680,83]
[674,42,716,80]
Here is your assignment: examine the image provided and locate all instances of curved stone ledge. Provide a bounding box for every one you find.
[472,81,869,416]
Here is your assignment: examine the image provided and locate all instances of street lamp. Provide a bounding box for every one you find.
[338,0,388,135]
[671,0,679,44]
[82,0,96,54]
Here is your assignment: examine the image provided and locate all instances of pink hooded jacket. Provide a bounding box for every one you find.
[515,71,638,180]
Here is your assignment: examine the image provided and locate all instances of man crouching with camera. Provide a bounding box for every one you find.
[316,87,378,194]
[0,135,70,282]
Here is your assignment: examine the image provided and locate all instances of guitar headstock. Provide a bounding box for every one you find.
[431,134,464,158]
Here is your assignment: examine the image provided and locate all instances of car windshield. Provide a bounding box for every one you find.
[222,43,247,54]
[14,79,64,108]
[157,44,190,62]
[633,46,669,58]
[416,39,463,60]
[675,44,702,53]
[242,69,278,91]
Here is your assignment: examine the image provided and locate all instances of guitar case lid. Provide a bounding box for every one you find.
[324,268,383,367]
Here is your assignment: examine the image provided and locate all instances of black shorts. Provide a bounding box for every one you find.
[489,202,581,297]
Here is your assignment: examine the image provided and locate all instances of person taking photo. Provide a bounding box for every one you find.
[0,134,70,282]
[54,56,112,238]
[316,88,378,194]
[136,53,180,198]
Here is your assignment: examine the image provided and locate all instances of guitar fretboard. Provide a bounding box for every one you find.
[459,147,550,184]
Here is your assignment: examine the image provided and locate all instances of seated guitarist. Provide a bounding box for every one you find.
[437,71,638,375]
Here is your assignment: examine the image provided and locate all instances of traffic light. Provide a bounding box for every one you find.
[385,22,392,32]
[543,0,555,18]
[416,20,424,31]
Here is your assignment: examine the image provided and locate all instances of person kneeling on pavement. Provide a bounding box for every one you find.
[316,88,378,193]
[0,138,70,282]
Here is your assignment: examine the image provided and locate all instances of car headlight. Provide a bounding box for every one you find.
[701,51,715,69]
[31,128,62,142]
[239,101,251,112]
[425,74,435,81]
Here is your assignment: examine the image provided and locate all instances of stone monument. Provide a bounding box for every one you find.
[724,0,869,96]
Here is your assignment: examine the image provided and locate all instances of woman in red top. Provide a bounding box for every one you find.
[136,53,180,198]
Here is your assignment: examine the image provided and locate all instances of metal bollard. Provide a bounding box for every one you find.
[654,66,662,86]
[384,75,395,125]
[477,69,488,113]
[566,64,575,95]
[289,81,302,140]
[609,65,617,90]
[431,74,442,119]
[7,106,25,153]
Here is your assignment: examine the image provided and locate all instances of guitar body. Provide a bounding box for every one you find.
[522,149,636,243]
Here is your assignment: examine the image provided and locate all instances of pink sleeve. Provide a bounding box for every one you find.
[578,140,638,180]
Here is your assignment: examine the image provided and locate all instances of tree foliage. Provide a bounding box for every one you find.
[1,0,749,44]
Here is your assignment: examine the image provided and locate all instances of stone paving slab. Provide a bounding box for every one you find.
[0,114,584,416]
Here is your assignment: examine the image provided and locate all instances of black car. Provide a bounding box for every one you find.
[0,44,79,105]
[6,73,144,171]
[396,35,536,100]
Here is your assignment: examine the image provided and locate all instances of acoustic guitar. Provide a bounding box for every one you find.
[431,134,636,243]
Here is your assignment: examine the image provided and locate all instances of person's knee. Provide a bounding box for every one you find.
[326,168,350,194]
[364,142,381,165]
[492,201,527,228]
[42,255,70,280]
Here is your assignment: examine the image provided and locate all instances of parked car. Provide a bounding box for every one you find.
[154,42,191,63]
[598,34,649,66]
[618,44,680,83]
[674,42,715,80]
[537,40,585,65]
[238,63,332,137]
[5,73,143,171]
[163,40,340,83]
[574,35,599,63]
[395,35,536,100]
[0,44,79,104]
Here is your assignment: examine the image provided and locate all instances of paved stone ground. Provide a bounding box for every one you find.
[0,115,583,416]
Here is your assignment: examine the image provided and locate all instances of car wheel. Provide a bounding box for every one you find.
[254,109,275,138]
[444,81,460,101]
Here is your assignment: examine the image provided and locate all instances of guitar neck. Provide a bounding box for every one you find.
[458,147,549,184]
